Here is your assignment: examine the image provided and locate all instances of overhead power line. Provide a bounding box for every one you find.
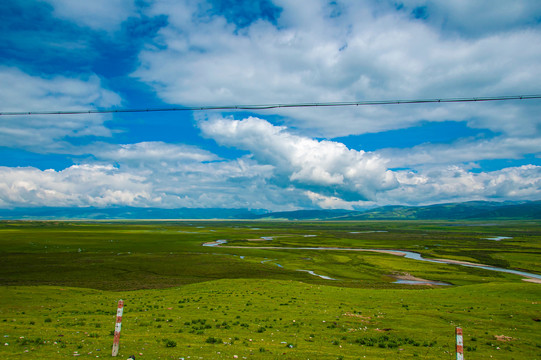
[1,94,540,116]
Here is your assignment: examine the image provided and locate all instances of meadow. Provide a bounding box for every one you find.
[0,220,540,359]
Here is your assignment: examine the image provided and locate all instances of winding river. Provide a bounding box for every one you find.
[203,240,541,281]
[399,250,541,280]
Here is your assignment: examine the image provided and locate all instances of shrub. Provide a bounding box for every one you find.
[205,337,221,344]
[165,339,177,348]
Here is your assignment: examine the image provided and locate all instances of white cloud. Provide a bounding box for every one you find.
[1,137,539,209]
[134,0,541,138]
[200,116,397,201]
[2,1,540,210]
[0,141,309,210]
[92,141,291,209]
[0,67,121,150]
[0,164,152,208]
[394,0,541,37]
[94,141,218,164]
[198,117,541,207]
[130,0,541,208]
[304,191,375,210]
[381,165,541,205]
[380,136,541,169]
[39,0,137,31]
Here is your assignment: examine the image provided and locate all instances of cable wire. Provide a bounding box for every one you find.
[1,94,540,116]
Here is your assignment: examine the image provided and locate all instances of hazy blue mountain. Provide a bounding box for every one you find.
[0,207,266,220]
[0,201,539,220]
[250,201,541,220]
[245,209,355,220]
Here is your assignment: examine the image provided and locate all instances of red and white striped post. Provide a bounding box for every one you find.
[456,327,464,360]
[112,300,124,357]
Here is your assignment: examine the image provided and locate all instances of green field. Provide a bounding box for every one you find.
[1,220,540,359]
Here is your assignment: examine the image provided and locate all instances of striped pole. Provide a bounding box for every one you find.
[456,327,464,360]
[112,300,124,357]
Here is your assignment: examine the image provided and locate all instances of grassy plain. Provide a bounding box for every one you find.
[0,220,540,359]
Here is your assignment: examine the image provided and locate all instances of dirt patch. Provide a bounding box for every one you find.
[432,258,487,266]
[522,277,541,284]
[392,272,429,282]
[343,312,372,322]
[390,272,450,286]
[494,335,513,342]
[353,249,406,256]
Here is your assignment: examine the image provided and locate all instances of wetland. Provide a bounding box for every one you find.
[0,220,540,359]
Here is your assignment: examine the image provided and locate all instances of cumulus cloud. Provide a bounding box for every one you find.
[198,117,541,207]
[0,164,152,208]
[0,140,310,209]
[0,67,121,150]
[380,136,541,169]
[1,137,539,209]
[200,116,397,201]
[304,191,375,210]
[92,141,284,208]
[382,165,541,205]
[134,0,541,138]
[2,1,540,210]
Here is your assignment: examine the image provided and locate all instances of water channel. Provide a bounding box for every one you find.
[203,240,541,281]
[399,250,541,280]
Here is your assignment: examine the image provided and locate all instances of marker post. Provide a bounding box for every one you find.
[112,300,124,357]
[456,327,464,360]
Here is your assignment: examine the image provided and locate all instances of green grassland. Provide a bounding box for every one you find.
[0,220,540,359]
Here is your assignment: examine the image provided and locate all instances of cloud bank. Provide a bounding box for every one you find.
[200,116,397,201]
[135,0,541,137]
[1,0,540,210]
[388,165,541,205]
[0,164,152,208]
[0,67,120,150]
[1,125,539,209]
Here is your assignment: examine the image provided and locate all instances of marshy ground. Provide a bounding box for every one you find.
[0,220,540,359]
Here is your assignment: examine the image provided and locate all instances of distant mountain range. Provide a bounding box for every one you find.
[0,201,540,220]
[0,207,265,220]
[250,201,541,220]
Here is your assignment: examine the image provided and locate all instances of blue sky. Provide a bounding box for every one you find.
[1,0,540,210]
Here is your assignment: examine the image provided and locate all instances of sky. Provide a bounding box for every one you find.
[1,0,541,211]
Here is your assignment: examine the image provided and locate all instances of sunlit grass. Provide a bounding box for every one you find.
[0,220,540,358]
